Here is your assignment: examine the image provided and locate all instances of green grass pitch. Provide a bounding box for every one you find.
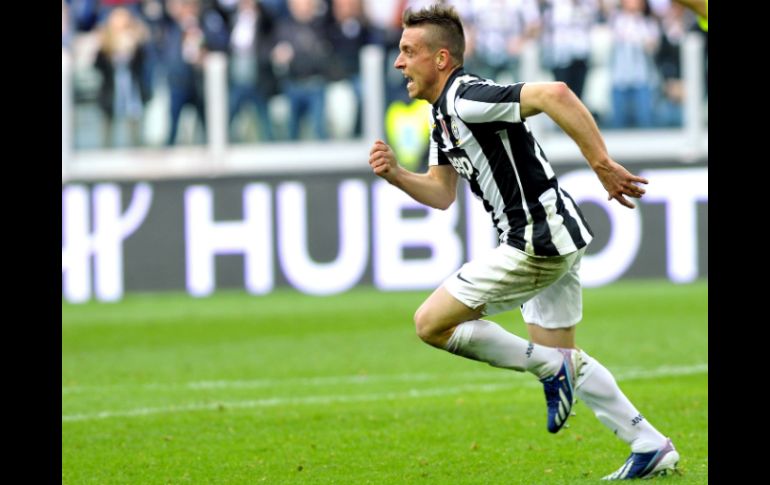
[62,280,707,484]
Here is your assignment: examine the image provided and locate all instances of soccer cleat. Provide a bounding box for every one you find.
[601,438,680,480]
[540,348,582,433]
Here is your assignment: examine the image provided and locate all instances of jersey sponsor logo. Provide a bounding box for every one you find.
[446,149,475,180]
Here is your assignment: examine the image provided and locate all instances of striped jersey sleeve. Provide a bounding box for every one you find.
[428,132,450,166]
[454,81,525,125]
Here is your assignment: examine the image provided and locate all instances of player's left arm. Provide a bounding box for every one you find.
[519,82,648,209]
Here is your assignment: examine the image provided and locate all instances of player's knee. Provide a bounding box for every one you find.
[413,306,430,340]
[413,306,441,346]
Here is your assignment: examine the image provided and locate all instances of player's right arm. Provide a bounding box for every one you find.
[369,139,458,210]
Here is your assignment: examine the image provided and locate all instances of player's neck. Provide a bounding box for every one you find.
[428,65,462,105]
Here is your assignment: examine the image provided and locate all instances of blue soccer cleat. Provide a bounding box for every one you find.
[540,348,582,433]
[602,438,680,480]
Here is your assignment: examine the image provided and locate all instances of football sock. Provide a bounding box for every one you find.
[575,351,667,453]
[445,320,562,379]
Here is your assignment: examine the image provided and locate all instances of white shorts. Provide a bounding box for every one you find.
[442,245,585,329]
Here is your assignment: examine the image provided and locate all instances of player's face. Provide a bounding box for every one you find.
[394,27,441,103]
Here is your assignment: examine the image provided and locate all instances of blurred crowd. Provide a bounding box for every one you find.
[62,0,708,149]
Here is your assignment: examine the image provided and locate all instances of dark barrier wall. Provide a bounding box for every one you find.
[62,160,707,303]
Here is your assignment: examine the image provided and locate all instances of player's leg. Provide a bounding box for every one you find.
[527,324,575,349]
[414,286,564,380]
[414,244,577,382]
[510,250,587,433]
[523,252,677,477]
[528,318,670,450]
[413,285,482,348]
[574,352,669,452]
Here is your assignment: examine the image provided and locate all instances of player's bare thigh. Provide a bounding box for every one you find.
[414,286,484,348]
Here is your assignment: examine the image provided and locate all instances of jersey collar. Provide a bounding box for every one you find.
[433,67,466,109]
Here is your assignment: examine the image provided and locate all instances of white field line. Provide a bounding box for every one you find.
[61,370,518,394]
[61,363,708,395]
[62,363,707,423]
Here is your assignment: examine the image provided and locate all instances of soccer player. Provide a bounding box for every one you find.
[367,4,679,480]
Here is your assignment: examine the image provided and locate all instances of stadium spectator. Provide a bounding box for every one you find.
[364,0,414,105]
[162,0,229,146]
[271,0,333,140]
[93,6,151,147]
[464,0,541,83]
[367,4,679,479]
[327,0,373,137]
[608,0,660,128]
[654,0,688,127]
[135,0,166,117]
[227,0,278,142]
[538,0,599,100]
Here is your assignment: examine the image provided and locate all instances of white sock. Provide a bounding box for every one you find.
[576,351,667,453]
[444,320,562,379]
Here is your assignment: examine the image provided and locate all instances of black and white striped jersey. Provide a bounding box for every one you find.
[428,68,594,257]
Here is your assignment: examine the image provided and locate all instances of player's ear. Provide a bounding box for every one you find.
[435,49,449,69]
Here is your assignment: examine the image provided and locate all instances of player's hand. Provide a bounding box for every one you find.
[597,159,648,209]
[368,139,400,182]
